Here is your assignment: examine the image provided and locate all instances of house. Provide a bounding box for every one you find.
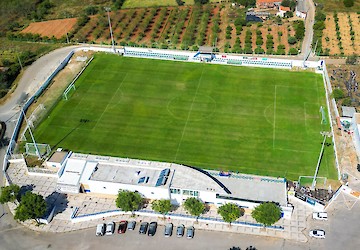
[256,0,282,9]
[277,5,291,17]
[246,14,263,22]
[296,0,307,19]
[246,12,270,22]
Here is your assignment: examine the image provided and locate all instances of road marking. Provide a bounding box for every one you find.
[174,66,204,161]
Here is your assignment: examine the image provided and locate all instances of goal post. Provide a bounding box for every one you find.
[63,83,76,100]
[320,106,327,125]
[25,143,51,158]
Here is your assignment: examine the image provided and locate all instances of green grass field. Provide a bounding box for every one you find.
[33,54,337,180]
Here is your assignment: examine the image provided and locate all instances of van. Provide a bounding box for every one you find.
[312,212,328,221]
[96,223,106,236]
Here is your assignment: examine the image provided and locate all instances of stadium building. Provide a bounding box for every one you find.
[54,152,292,219]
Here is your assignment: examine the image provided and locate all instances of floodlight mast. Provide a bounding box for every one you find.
[21,107,41,159]
[105,7,116,53]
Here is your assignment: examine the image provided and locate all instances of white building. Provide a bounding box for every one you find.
[46,150,69,169]
[351,113,360,157]
[296,0,307,19]
[54,152,292,219]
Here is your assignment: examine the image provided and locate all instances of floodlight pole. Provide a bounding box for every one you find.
[21,107,41,159]
[311,134,327,190]
[105,7,116,53]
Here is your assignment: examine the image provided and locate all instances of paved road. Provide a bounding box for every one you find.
[301,0,315,58]
[0,46,79,122]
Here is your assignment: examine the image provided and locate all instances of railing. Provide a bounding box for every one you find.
[71,207,284,230]
[322,63,341,179]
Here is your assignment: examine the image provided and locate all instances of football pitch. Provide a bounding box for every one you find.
[34,54,337,180]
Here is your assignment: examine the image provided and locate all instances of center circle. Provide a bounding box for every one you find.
[167,93,216,122]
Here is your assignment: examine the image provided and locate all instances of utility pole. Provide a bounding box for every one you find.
[16,53,23,71]
[105,7,115,53]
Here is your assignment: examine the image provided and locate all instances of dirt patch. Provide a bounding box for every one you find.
[350,13,360,53]
[21,18,77,38]
[338,13,354,55]
[322,12,360,56]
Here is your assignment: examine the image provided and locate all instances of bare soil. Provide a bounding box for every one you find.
[21,18,77,38]
[322,15,341,55]
[338,13,354,55]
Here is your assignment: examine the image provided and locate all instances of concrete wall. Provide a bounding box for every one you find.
[85,179,170,200]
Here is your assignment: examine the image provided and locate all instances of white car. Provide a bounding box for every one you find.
[312,212,328,221]
[309,229,326,239]
[105,222,115,235]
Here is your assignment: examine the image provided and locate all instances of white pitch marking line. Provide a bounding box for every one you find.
[273,85,277,149]
[93,73,127,130]
[174,66,204,161]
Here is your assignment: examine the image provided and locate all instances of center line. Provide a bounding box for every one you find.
[174,66,205,161]
[273,85,277,149]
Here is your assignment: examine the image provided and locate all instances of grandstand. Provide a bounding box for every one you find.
[123,47,293,69]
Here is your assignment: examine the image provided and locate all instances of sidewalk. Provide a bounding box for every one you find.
[6,162,309,242]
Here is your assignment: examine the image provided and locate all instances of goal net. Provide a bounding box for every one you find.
[25,143,51,158]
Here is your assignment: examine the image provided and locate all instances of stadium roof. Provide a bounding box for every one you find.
[48,151,68,164]
[199,46,213,54]
[207,170,287,206]
[341,106,356,118]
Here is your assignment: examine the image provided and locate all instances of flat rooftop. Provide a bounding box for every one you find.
[90,163,172,188]
[58,158,86,186]
[208,171,287,206]
[48,151,68,163]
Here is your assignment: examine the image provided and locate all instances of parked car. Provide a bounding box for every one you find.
[186,226,194,239]
[139,222,149,234]
[312,212,328,221]
[105,222,115,235]
[118,220,127,234]
[309,229,326,239]
[96,223,106,236]
[127,221,136,230]
[148,222,157,236]
[164,223,173,237]
[176,224,185,237]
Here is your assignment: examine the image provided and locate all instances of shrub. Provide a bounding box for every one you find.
[288,36,297,44]
[343,0,354,7]
[332,88,345,100]
[288,47,298,55]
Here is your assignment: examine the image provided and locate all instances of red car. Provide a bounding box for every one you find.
[118,220,128,234]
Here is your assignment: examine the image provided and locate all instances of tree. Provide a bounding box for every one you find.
[251,202,282,226]
[194,0,209,4]
[116,190,143,214]
[285,11,293,18]
[343,0,354,7]
[184,197,205,220]
[217,203,243,225]
[288,36,297,45]
[346,54,358,65]
[14,191,47,224]
[152,199,172,217]
[294,21,305,40]
[332,88,345,100]
[0,184,20,204]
